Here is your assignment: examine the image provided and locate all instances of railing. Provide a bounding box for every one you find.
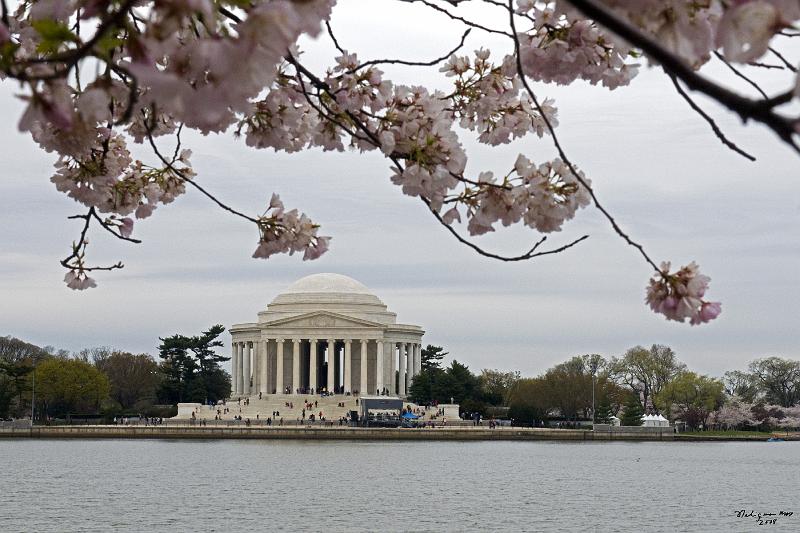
[0,420,32,429]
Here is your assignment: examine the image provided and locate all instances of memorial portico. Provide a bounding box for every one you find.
[230,273,424,398]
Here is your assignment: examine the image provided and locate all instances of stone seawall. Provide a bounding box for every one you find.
[0,426,677,441]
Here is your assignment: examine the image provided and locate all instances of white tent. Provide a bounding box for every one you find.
[642,414,669,427]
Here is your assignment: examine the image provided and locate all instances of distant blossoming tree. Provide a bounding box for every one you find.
[4,0,800,325]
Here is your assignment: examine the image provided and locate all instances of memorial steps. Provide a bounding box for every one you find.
[181,394,436,422]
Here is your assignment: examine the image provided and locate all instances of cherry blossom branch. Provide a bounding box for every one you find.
[352,28,471,72]
[143,114,258,224]
[287,55,516,198]
[109,64,139,126]
[565,0,800,154]
[507,1,661,273]
[422,196,590,261]
[89,210,142,243]
[10,0,136,81]
[60,208,125,285]
[288,53,589,261]
[290,70,375,145]
[668,73,756,162]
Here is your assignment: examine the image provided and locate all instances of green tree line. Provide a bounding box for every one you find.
[0,326,230,421]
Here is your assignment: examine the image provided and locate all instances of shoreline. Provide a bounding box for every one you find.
[0,425,791,442]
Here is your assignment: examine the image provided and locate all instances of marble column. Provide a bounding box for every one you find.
[327,339,335,393]
[414,343,421,378]
[389,342,397,394]
[344,339,352,394]
[292,339,300,394]
[276,339,284,394]
[410,343,415,385]
[260,340,268,394]
[375,340,384,394]
[231,342,239,396]
[383,341,395,394]
[398,342,407,396]
[409,343,415,381]
[242,342,251,395]
[360,339,368,395]
[252,340,260,393]
[310,339,318,393]
[236,342,244,395]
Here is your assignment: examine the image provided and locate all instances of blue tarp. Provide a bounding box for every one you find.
[401,412,420,419]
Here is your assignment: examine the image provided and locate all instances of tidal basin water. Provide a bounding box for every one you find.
[1,439,798,532]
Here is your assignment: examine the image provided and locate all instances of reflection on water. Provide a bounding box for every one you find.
[1,439,798,532]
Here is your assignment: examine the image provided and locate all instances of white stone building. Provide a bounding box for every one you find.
[230,273,424,398]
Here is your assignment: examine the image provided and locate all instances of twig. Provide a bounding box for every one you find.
[144,111,258,224]
[352,29,471,72]
[396,0,512,37]
[747,61,785,70]
[60,208,127,273]
[668,73,756,161]
[89,210,142,243]
[326,21,347,56]
[424,196,591,261]
[218,6,242,23]
[769,47,797,72]
[713,51,769,100]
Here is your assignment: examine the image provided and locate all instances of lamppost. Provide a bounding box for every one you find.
[591,372,595,425]
[30,369,35,425]
[586,354,601,427]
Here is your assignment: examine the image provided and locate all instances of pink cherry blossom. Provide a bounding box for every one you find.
[646,262,721,325]
[716,0,783,62]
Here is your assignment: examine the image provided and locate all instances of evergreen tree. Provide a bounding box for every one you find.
[620,393,644,426]
[595,395,613,424]
[421,345,448,371]
[157,325,230,404]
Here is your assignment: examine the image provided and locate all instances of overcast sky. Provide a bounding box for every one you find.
[1,2,798,378]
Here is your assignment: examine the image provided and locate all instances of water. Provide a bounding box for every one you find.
[1,439,798,532]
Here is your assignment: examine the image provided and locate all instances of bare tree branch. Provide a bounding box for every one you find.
[747,61,785,70]
[396,0,512,37]
[713,51,769,100]
[668,73,756,161]
[325,20,346,56]
[352,29,471,72]
[769,46,797,72]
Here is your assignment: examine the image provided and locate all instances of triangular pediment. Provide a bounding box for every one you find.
[262,311,384,329]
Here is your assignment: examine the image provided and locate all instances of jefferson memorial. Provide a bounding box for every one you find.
[229,273,424,398]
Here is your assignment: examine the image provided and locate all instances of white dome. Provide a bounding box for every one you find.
[282,273,373,295]
[266,273,389,319]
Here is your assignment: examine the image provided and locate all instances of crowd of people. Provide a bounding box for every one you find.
[112,416,164,426]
